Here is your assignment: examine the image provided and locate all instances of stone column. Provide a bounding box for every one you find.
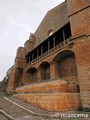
[53,37,55,48]
[48,41,50,50]
[32,53,34,61]
[37,49,39,58]
[62,30,65,41]
[29,54,31,62]
[50,61,56,80]
[37,68,42,82]
[41,46,43,54]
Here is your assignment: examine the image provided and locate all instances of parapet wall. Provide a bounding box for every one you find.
[16,79,68,93]
[15,79,81,111]
[15,92,81,111]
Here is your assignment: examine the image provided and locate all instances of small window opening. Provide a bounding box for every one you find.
[48,29,53,36]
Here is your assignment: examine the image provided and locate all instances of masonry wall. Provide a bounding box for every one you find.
[34,2,69,46]
[15,92,81,111]
[73,36,90,110]
[15,79,81,111]
[16,80,68,93]
[7,0,90,111]
[67,0,90,110]
[7,47,26,91]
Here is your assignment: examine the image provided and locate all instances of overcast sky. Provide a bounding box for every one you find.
[0,0,65,81]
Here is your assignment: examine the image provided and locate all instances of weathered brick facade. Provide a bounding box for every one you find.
[7,0,90,111]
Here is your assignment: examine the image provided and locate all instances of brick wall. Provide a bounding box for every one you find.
[67,0,90,110]
[34,2,69,46]
[73,36,90,109]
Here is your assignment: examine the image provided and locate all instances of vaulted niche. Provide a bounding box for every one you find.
[53,50,80,92]
[39,62,50,80]
[27,67,37,83]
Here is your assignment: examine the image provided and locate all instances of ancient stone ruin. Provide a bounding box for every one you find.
[6,0,90,111]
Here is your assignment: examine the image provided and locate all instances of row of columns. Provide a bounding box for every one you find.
[28,37,56,62]
[27,30,66,63]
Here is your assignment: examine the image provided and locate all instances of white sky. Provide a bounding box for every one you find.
[0,0,65,81]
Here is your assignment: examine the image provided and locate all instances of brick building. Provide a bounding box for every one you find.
[7,0,90,111]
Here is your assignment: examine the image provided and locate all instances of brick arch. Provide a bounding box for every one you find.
[26,67,37,83]
[39,61,50,80]
[53,50,74,61]
[53,50,79,92]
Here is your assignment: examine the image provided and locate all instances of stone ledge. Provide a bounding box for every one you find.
[16,79,68,93]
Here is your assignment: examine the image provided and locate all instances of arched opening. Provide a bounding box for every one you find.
[39,62,50,80]
[53,50,79,92]
[27,67,37,83]
[48,29,53,36]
